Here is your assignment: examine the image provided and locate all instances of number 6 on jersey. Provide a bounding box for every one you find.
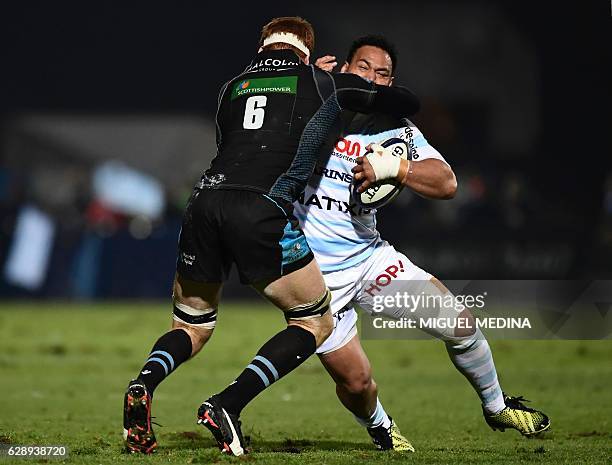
[243,95,267,129]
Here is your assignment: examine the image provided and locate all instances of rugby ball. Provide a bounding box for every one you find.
[350,137,411,209]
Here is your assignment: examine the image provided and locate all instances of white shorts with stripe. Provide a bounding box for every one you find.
[316,242,431,354]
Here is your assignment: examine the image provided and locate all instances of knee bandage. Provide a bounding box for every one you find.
[284,289,331,320]
[172,300,217,329]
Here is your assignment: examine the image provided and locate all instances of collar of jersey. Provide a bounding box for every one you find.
[246,49,303,72]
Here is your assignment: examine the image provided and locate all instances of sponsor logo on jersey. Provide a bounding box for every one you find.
[313,166,353,184]
[231,76,298,100]
[334,138,361,157]
[296,192,372,216]
[401,125,419,159]
[245,58,300,72]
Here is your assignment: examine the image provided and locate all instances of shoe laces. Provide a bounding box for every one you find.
[504,394,536,413]
[368,423,392,447]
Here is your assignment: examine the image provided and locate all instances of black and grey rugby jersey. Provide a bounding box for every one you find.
[203,49,419,202]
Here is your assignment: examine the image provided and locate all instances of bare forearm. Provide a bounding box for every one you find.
[352,148,457,199]
[397,158,457,199]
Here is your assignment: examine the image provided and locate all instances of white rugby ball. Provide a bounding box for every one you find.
[350,137,410,209]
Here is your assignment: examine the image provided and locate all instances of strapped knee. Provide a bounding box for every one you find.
[172,300,217,329]
[284,289,331,321]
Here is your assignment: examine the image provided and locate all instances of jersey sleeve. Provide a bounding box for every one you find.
[397,118,450,166]
[331,73,420,118]
[214,79,232,149]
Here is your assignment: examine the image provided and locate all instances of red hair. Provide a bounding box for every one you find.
[259,16,315,60]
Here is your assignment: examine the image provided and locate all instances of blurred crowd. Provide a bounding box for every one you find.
[1,107,608,299]
[1,1,608,298]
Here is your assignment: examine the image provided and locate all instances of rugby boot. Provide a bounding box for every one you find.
[367,417,415,452]
[484,393,550,436]
[123,379,157,454]
[197,395,247,456]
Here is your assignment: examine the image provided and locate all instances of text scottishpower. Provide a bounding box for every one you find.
[231,77,298,100]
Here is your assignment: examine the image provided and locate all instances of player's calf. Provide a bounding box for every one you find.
[215,289,333,416]
[319,332,413,452]
[320,334,377,419]
[123,276,220,452]
[200,289,334,455]
[122,326,195,454]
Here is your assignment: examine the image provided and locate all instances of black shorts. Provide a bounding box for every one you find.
[176,188,314,284]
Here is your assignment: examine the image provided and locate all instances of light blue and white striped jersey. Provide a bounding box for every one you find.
[294,118,447,272]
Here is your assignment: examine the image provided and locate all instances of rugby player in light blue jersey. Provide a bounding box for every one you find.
[294,35,550,451]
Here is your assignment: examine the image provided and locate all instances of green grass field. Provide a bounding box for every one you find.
[0,302,610,464]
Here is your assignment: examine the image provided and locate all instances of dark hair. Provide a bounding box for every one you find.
[346,35,398,73]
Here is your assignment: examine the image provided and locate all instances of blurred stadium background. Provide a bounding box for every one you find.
[1,1,609,297]
[1,2,610,463]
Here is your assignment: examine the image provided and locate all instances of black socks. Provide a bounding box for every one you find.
[137,328,192,395]
[217,325,317,415]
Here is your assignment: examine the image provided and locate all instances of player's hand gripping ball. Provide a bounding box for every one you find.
[350,137,411,209]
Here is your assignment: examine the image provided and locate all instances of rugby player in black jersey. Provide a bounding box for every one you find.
[122,17,420,456]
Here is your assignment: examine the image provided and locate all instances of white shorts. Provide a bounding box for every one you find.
[316,242,432,355]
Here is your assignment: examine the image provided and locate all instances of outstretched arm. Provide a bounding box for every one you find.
[332,73,420,118]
